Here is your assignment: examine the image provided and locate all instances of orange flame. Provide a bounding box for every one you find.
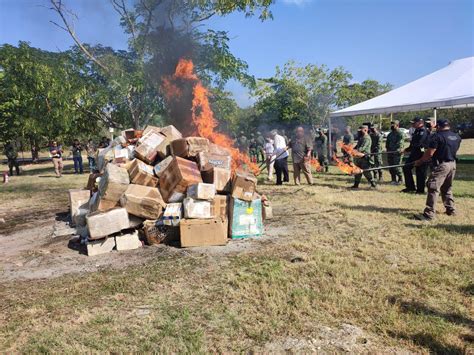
[339,142,357,156]
[166,59,259,174]
[333,156,362,175]
[310,158,323,172]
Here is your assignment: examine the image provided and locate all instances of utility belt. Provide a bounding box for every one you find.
[433,159,454,166]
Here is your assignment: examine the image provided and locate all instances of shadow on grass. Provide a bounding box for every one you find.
[388,331,464,354]
[405,223,474,235]
[333,202,414,216]
[388,296,474,328]
[387,296,472,354]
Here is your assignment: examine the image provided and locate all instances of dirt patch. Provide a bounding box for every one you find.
[0,210,291,282]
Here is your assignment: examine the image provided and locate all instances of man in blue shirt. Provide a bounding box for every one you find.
[414,119,461,221]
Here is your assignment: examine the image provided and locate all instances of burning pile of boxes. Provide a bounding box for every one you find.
[68,125,271,256]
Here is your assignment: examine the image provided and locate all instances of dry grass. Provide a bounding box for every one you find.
[0,142,473,353]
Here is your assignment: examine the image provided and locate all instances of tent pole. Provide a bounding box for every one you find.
[328,116,332,160]
[433,108,437,125]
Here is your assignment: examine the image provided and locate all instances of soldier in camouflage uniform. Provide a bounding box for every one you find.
[385,120,405,185]
[370,124,384,181]
[315,129,329,172]
[4,142,20,176]
[351,125,376,189]
[237,131,249,154]
[255,131,265,162]
[342,126,354,163]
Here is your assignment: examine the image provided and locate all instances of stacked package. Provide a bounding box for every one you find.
[68,125,271,256]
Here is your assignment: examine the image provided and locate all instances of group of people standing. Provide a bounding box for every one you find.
[48,137,110,177]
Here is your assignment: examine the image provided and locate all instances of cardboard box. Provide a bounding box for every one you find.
[115,231,142,250]
[86,208,130,240]
[159,157,202,202]
[89,191,118,212]
[170,137,210,158]
[113,146,130,164]
[120,184,166,220]
[198,151,232,170]
[68,189,91,226]
[159,125,182,141]
[143,220,179,245]
[262,201,273,220]
[96,146,115,172]
[135,131,167,164]
[213,167,232,192]
[141,125,162,138]
[87,237,116,256]
[183,197,212,219]
[180,218,228,247]
[231,171,257,202]
[209,143,231,156]
[153,156,173,178]
[163,203,182,226]
[229,197,263,239]
[98,163,130,204]
[187,183,216,200]
[211,194,229,220]
[86,173,102,192]
[128,159,158,187]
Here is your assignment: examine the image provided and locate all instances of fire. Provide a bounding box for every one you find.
[310,158,323,172]
[333,156,362,175]
[339,142,357,156]
[165,59,259,174]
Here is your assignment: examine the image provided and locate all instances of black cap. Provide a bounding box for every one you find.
[436,119,450,128]
[411,117,423,123]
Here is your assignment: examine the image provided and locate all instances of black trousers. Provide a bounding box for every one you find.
[274,157,289,185]
[403,155,428,192]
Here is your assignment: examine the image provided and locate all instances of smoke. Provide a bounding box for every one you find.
[138,0,201,133]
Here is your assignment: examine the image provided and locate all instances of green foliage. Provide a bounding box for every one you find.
[337,79,392,108]
[0,42,104,144]
[253,61,352,126]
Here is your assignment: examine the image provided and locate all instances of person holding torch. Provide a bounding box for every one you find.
[351,125,377,189]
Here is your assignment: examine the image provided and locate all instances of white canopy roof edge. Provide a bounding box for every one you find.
[330,56,474,118]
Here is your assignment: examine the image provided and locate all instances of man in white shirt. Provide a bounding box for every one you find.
[264,137,275,181]
[271,130,289,185]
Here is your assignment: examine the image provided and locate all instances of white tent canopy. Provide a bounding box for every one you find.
[330,56,474,117]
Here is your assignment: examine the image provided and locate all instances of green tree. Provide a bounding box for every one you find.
[253,61,352,126]
[337,79,392,108]
[0,42,105,146]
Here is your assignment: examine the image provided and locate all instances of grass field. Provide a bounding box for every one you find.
[0,140,473,353]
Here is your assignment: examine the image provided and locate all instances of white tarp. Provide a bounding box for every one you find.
[331,57,474,117]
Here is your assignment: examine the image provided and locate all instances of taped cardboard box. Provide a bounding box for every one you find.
[87,208,130,240]
[231,171,257,202]
[98,163,130,204]
[163,203,182,226]
[187,183,216,200]
[229,197,263,239]
[153,156,173,178]
[120,184,166,220]
[205,167,231,192]
[183,197,212,219]
[209,142,231,156]
[197,151,232,170]
[89,191,118,213]
[211,194,229,220]
[159,157,202,202]
[159,125,182,141]
[135,131,167,164]
[180,218,228,247]
[68,189,91,226]
[113,146,130,164]
[128,159,158,187]
[170,137,210,158]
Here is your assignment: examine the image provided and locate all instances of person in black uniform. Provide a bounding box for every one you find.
[402,117,429,194]
[413,119,461,221]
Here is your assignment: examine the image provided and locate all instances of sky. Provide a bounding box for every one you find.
[0,0,473,107]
